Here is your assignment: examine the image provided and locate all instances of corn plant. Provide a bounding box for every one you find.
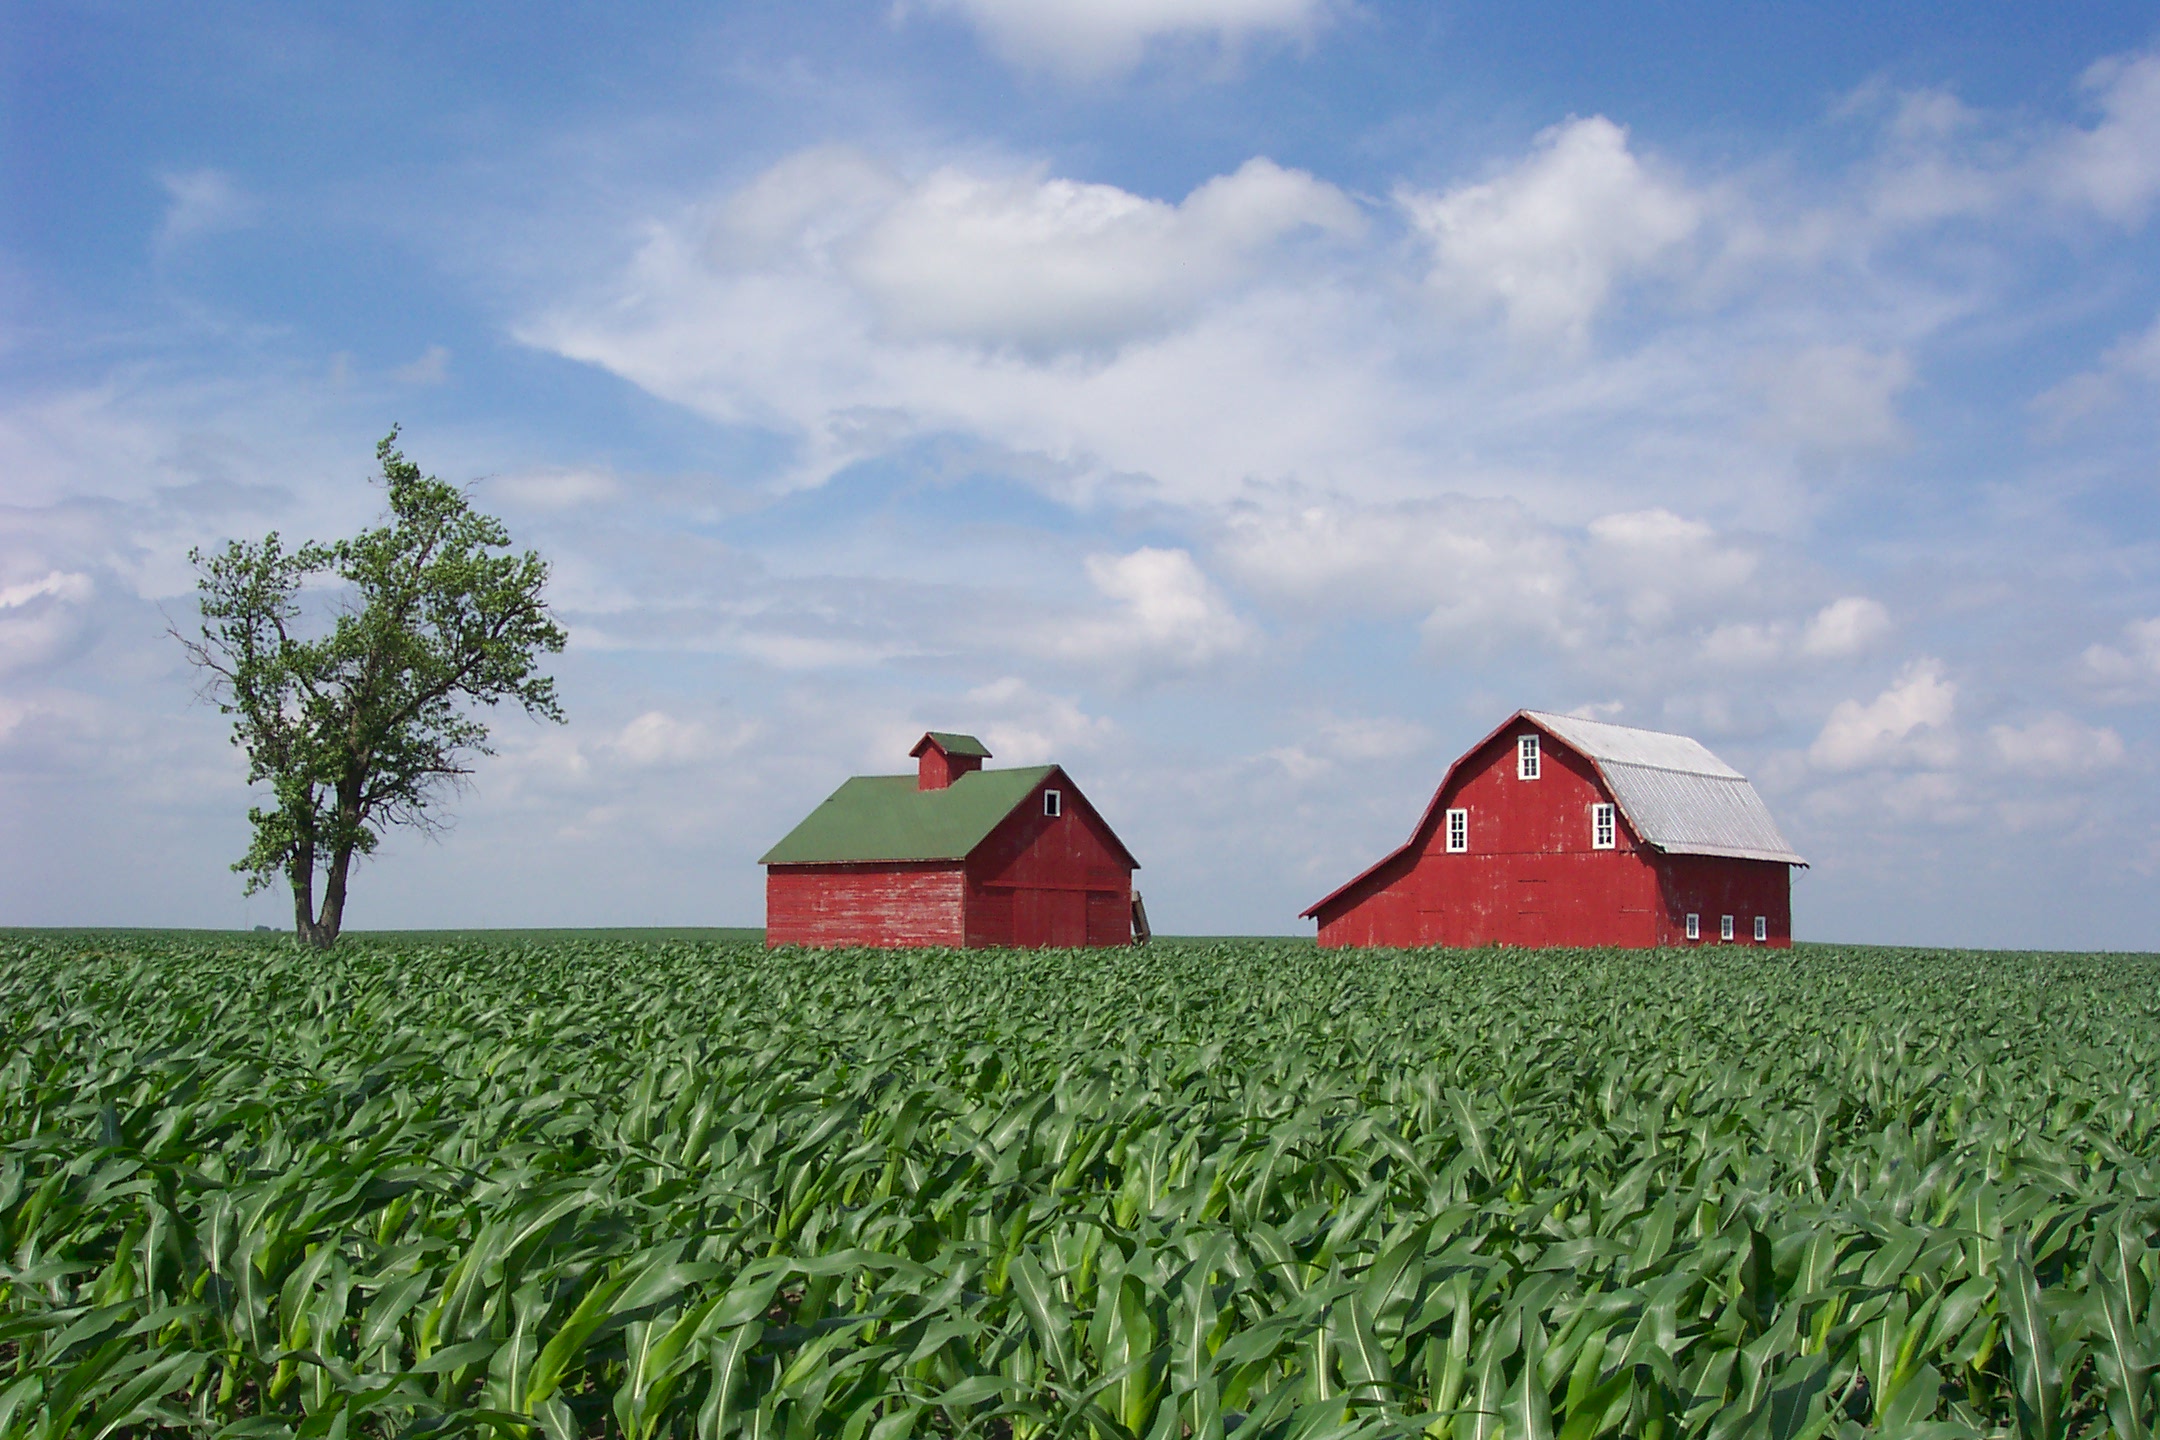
[2,935,2156,1438]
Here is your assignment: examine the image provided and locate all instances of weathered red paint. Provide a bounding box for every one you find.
[1308,717,1793,949]
[767,862,966,948]
[766,769,1137,949]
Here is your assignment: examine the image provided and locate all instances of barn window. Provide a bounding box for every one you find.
[1445,808,1468,852]
[1720,914,1735,942]
[1591,803,1615,849]
[1042,789,1062,818]
[1685,913,1700,941]
[1518,734,1540,779]
[1754,916,1768,942]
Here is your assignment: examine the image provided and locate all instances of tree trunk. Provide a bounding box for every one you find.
[316,841,357,948]
[290,838,321,946]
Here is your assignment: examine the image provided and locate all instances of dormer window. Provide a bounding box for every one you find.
[1517,734,1540,779]
[1591,803,1615,850]
[1446,808,1468,852]
[1043,789,1062,818]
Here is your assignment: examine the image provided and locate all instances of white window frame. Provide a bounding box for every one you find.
[1720,914,1735,942]
[1754,915,1768,943]
[1591,803,1616,850]
[1445,808,1469,853]
[1684,913,1700,941]
[1517,733,1540,780]
[1042,789,1062,818]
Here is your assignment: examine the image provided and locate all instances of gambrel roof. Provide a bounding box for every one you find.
[1301,709,1802,919]
[1523,711,1805,866]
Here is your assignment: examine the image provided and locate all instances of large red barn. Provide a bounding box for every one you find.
[1303,711,1805,948]
[761,732,1141,948]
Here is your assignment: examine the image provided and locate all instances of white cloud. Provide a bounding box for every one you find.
[1582,508,1757,627]
[1058,547,1256,671]
[0,570,97,676]
[2082,616,2160,688]
[908,0,1338,79]
[0,570,94,610]
[156,169,255,250]
[1397,116,1702,343]
[1221,496,1579,636]
[610,711,725,768]
[1809,659,1958,770]
[2045,51,2160,224]
[487,467,623,509]
[2032,312,2160,430]
[1700,622,1783,666]
[958,677,1118,762]
[1754,345,1912,455]
[1986,713,2125,776]
[841,157,1359,352]
[1799,596,1892,658]
[391,345,451,386]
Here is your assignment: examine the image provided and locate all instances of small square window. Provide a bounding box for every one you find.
[1518,733,1540,780]
[1445,808,1469,853]
[1720,915,1735,942]
[1684,913,1700,941]
[1754,916,1768,942]
[1591,803,1616,850]
[1043,789,1062,818]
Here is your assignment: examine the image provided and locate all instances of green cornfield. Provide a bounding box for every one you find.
[3,935,2157,1439]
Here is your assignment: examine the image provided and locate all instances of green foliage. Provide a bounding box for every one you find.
[177,431,566,946]
[2,937,2157,1438]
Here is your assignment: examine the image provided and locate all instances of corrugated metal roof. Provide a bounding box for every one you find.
[760,767,1056,865]
[1526,711,1805,865]
[1524,711,1741,777]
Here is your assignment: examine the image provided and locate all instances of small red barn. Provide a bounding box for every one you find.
[1303,711,1805,949]
[761,731,1141,948]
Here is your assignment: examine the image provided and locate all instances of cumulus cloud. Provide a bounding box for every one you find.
[2082,616,2160,689]
[907,0,1339,79]
[1799,597,1892,658]
[1057,547,1256,672]
[1987,713,2126,776]
[1398,116,1702,343]
[958,677,1118,762]
[1809,659,1958,770]
[841,157,1360,352]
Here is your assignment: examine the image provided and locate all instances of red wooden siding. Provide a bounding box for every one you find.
[1313,718,1793,949]
[767,862,965,948]
[965,773,1132,948]
[1653,854,1792,947]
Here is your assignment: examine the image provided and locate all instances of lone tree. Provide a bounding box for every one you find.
[178,429,566,946]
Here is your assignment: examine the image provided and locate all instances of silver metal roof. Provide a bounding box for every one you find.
[1525,711,1806,866]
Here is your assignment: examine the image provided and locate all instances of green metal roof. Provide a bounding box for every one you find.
[759,766,1058,865]
[912,731,991,758]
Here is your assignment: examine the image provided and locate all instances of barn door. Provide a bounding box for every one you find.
[1012,888,1088,947]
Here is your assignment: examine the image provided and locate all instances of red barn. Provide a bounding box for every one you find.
[761,731,1141,948]
[1302,711,1805,949]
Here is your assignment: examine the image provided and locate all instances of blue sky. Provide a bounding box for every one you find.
[5,1,2160,945]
